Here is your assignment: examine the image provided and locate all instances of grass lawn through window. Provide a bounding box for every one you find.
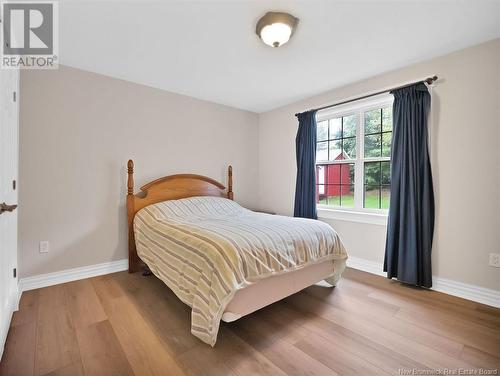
[318,189,389,209]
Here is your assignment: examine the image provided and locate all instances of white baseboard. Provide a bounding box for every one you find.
[431,277,500,309]
[14,256,500,309]
[346,256,500,308]
[346,256,386,277]
[19,259,128,293]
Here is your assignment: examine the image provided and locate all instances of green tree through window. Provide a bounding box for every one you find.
[315,101,393,211]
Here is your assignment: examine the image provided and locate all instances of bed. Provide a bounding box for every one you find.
[126,160,348,346]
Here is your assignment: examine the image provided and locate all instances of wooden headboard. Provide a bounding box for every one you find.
[126,159,233,273]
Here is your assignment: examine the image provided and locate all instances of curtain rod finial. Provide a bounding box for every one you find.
[426,75,438,85]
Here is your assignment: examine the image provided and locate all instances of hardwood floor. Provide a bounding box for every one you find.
[1,268,499,376]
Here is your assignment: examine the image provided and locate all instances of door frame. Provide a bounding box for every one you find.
[0,69,20,361]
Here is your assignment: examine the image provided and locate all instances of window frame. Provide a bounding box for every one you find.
[315,93,394,216]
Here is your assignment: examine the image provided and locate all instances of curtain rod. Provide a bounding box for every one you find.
[295,75,438,117]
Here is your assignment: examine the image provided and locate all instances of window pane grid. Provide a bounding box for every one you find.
[364,130,392,136]
[364,107,392,158]
[316,103,392,211]
[317,115,357,161]
[316,163,354,208]
[363,161,391,209]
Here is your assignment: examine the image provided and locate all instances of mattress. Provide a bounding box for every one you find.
[134,196,348,346]
[221,259,337,322]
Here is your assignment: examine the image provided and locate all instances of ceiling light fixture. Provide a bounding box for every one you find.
[256,11,299,48]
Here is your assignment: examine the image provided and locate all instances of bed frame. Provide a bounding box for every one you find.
[126,159,233,273]
[126,159,342,329]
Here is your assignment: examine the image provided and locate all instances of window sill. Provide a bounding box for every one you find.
[317,208,388,226]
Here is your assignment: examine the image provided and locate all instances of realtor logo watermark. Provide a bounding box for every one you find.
[1,1,59,69]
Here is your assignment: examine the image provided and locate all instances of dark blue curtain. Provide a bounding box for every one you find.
[384,83,434,287]
[294,110,318,219]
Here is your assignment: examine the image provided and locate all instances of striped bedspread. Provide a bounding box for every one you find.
[134,196,348,346]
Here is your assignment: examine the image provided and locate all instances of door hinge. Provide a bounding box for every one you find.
[13,91,16,102]
[13,268,17,278]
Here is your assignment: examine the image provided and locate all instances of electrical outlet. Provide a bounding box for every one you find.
[39,241,49,253]
[489,253,500,268]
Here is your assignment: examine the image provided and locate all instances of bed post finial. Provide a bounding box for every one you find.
[127,159,140,273]
[227,165,234,200]
[127,159,134,195]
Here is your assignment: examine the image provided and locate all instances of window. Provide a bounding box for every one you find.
[316,96,393,213]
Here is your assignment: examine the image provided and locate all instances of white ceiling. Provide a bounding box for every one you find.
[60,1,500,113]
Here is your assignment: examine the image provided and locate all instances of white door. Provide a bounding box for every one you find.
[0,69,19,361]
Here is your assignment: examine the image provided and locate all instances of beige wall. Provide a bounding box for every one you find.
[19,65,259,277]
[258,39,500,291]
[20,40,500,291]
